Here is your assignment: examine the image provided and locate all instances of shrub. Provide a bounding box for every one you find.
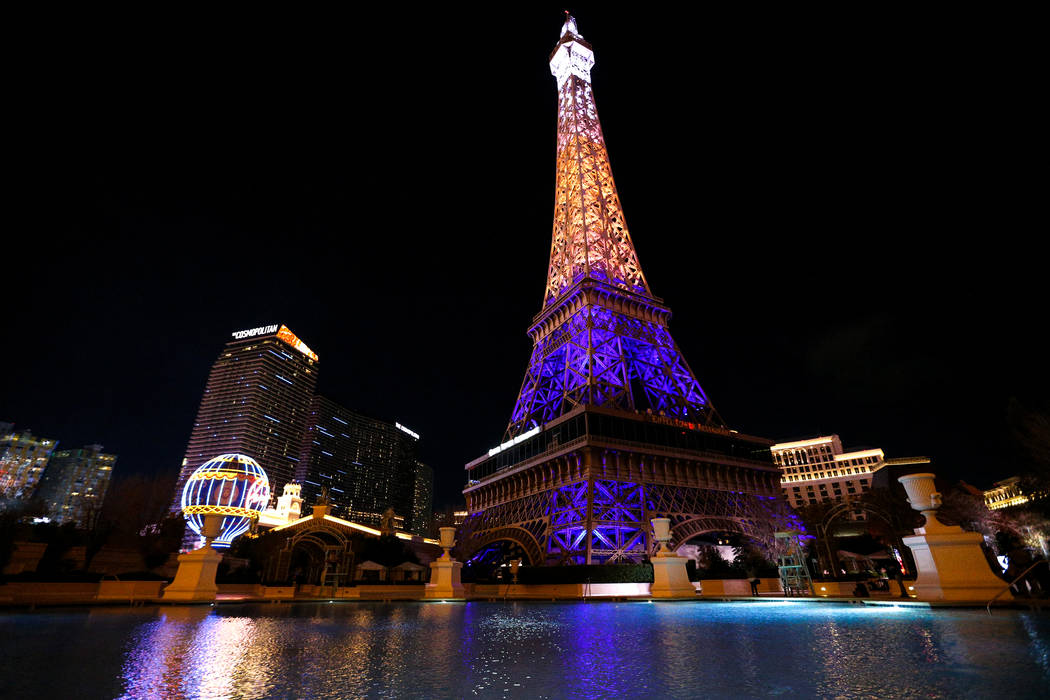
[517,563,654,585]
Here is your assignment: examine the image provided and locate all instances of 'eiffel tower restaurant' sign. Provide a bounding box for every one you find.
[461,16,796,567]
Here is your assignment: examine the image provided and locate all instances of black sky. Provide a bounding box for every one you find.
[4,6,1044,508]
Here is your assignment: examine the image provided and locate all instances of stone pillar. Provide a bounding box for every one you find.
[649,517,696,599]
[425,527,464,599]
[162,514,224,603]
[899,473,1011,603]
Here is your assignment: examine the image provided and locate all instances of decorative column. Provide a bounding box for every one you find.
[899,473,1011,602]
[162,514,225,602]
[425,527,464,600]
[649,517,696,599]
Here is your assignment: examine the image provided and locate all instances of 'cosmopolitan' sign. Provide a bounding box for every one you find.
[232,325,279,340]
[230,324,319,361]
[396,423,420,440]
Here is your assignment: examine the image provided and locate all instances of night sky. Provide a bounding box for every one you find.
[5,6,1043,508]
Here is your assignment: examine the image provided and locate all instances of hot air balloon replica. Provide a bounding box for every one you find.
[180,454,271,549]
[163,454,270,601]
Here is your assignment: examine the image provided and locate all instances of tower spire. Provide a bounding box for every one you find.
[504,17,723,438]
[545,14,649,308]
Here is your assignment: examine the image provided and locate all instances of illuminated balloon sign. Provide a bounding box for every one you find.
[180,454,271,549]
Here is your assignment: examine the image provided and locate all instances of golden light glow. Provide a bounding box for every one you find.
[267,512,439,545]
[544,35,648,307]
[772,437,837,451]
[277,325,319,361]
[182,503,259,520]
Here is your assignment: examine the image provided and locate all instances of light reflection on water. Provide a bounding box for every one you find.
[0,601,1047,698]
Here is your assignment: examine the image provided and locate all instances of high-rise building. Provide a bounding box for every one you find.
[35,444,116,527]
[772,435,888,518]
[431,505,468,537]
[983,477,1030,511]
[776,440,937,515]
[173,324,320,510]
[297,395,432,536]
[460,17,791,567]
[410,460,433,537]
[0,423,59,504]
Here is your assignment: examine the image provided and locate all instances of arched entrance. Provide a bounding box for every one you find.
[815,502,913,577]
[671,516,754,550]
[264,521,353,586]
[458,527,542,581]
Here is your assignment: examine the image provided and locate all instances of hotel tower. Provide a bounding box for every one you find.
[172,324,320,510]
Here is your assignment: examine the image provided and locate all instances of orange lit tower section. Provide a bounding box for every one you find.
[506,16,721,439]
[461,17,797,568]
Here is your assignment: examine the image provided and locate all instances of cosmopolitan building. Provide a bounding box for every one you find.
[297,395,432,536]
[0,423,59,504]
[35,444,116,527]
[772,435,885,516]
[173,324,320,510]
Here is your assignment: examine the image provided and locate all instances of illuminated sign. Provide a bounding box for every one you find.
[396,422,420,440]
[488,425,540,456]
[276,325,319,361]
[232,324,279,339]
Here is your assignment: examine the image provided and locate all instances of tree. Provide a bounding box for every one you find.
[1009,398,1050,497]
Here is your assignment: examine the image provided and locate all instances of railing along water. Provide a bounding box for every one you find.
[986,560,1048,614]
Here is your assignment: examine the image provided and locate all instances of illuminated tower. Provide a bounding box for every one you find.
[462,16,795,567]
[173,324,319,515]
[507,15,721,438]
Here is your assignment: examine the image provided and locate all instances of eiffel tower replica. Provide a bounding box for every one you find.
[462,15,794,566]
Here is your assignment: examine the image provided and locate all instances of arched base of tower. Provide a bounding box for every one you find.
[462,406,800,567]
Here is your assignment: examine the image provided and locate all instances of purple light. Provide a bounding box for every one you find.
[509,306,714,436]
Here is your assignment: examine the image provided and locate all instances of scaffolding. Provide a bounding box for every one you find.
[775,531,814,596]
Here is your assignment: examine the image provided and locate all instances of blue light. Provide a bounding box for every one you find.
[508,305,716,436]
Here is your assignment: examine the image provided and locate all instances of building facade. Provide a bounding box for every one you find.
[410,460,433,537]
[172,324,320,510]
[431,506,468,537]
[0,423,59,504]
[772,435,885,516]
[296,395,432,536]
[984,477,1030,511]
[460,17,795,568]
[35,444,116,527]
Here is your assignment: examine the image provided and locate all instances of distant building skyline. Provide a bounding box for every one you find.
[165,326,434,540]
[35,443,116,527]
[298,394,431,536]
[0,423,59,504]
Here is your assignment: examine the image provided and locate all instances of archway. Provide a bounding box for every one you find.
[671,516,753,550]
[458,527,542,571]
[263,522,353,586]
[815,502,913,577]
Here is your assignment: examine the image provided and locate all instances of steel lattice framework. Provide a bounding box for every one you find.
[506,16,721,440]
[462,16,796,567]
